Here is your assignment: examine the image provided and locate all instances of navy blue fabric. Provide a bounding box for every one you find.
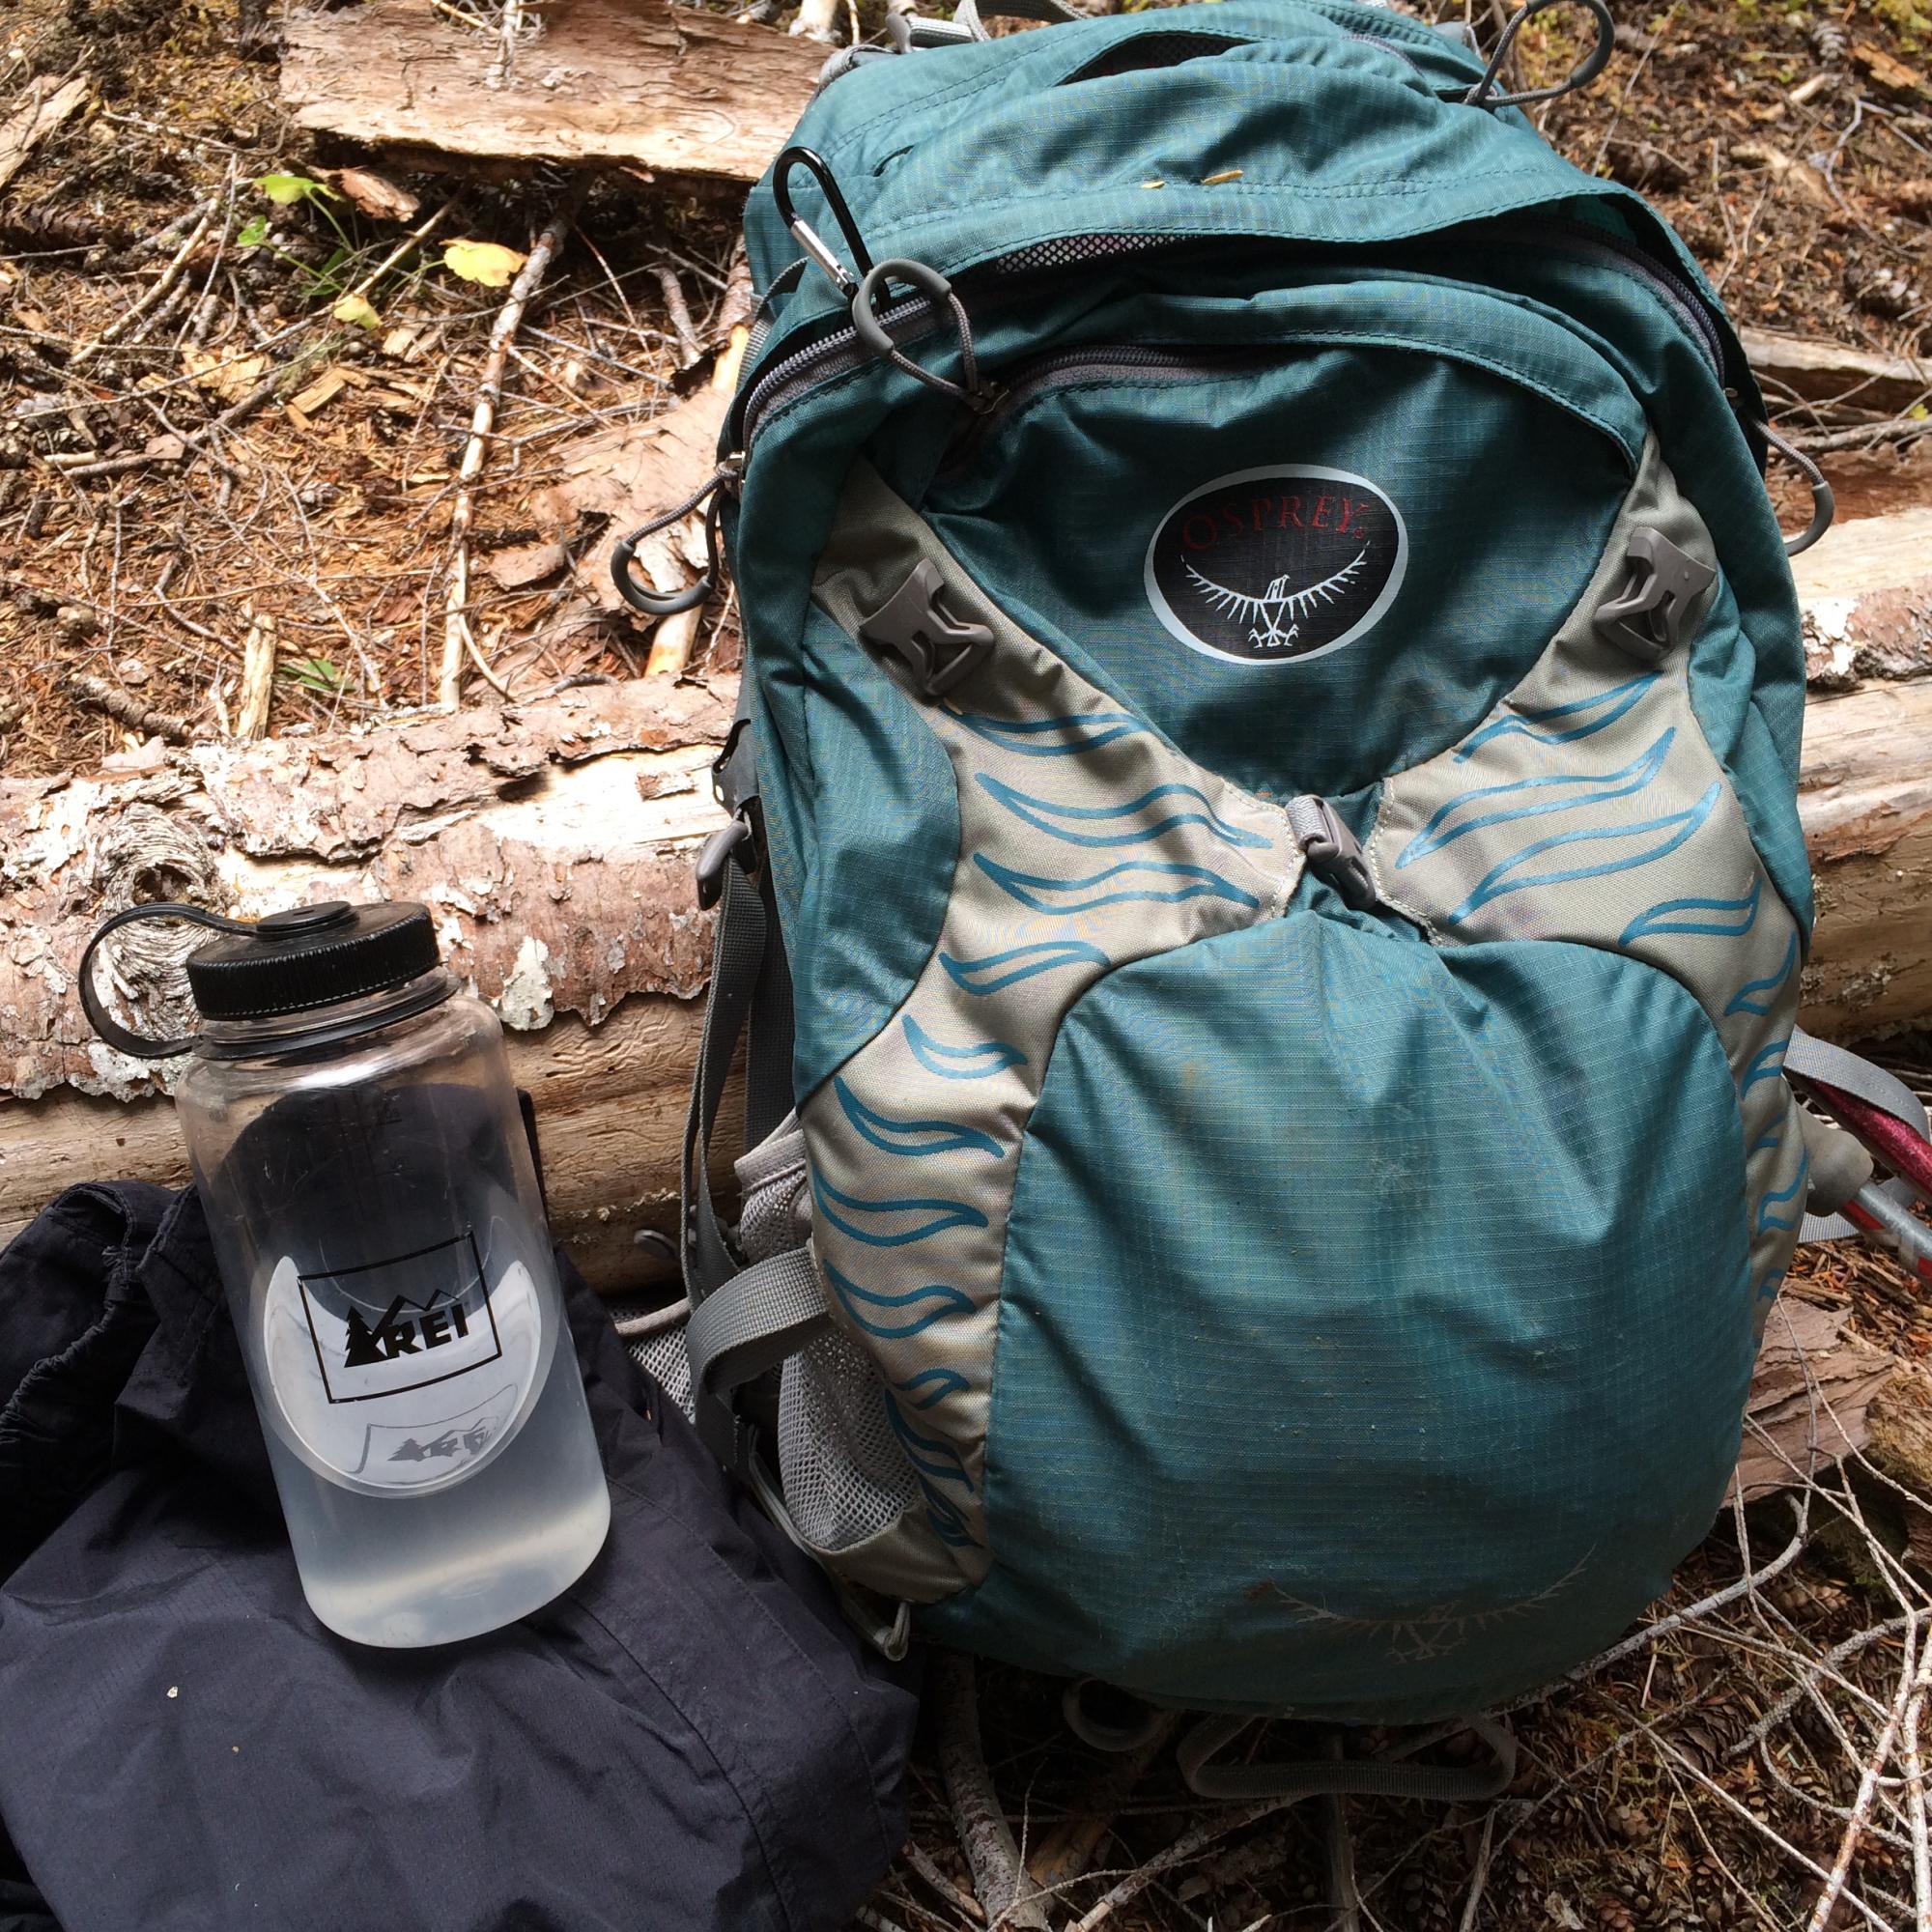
[0,1183,916,1932]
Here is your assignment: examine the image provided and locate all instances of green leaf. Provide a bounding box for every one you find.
[237,214,270,248]
[441,239,527,288]
[255,171,337,207]
[331,292,381,329]
[280,656,350,696]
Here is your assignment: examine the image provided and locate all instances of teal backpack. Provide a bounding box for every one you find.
[617,0,1863,1749]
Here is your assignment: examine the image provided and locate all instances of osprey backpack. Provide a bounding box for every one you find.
[616,0,1876,1739]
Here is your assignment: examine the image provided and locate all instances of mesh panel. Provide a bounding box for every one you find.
[630,1325,695,1420]
[779,1333,918,1553]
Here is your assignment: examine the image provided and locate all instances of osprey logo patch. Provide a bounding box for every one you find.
[1145,466,1406,666]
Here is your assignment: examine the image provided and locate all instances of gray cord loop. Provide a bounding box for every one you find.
[77,900,255,1060]
[851,259,994,411]
[1462,0,1613,110]
[1177,1713,1517,1804]
[1062,1679,1170,1754]
[611,464,739,617]
[1757,419,1836,557]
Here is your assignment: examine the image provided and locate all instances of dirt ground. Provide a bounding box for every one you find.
[7,2,1932,1927]
[1,0,1931,774]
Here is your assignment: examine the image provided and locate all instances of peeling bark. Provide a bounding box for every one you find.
[280,0,823,186]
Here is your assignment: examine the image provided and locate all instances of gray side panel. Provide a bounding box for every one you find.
[802,460,1305,1602]
[1367,437,1807,1328]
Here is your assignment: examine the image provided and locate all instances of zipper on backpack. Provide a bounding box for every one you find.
[736,219,1733,458]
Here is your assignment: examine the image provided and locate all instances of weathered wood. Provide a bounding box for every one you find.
[1797,678,1932,1038]
[0,679,736,1290]
[1743,327,1932,419]
[0,73,89,196]
[1796,507,1932,691]
[279,0,823,185]
[1733,1293,1902,1500]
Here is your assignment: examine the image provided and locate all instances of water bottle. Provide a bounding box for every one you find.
[79,898,611,1647]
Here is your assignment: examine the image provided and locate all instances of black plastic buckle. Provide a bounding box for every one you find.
[1595,527,1717,663]
[696,806,759,911]
[857,559,995,699]
[711,714,752,808]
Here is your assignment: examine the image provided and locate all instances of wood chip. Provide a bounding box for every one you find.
[287,368,350,417]
[328,165,420,223]
[1852,38,1931,99]
[0,73,90,196]
[485,539,568,590]
[1730,140,1837,212]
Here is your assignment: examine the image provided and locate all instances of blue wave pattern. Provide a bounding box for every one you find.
[938,705,1149,757]
[1454,673,1658,761]
[1725,933,1799,1017]
[803,518,1302,1593]
[1755,1151,1810,1236]
[976,775,1272,851]
[901,1015,1026,1080]
[1364,517,1811,1349]
[1742,1035,1791,1093]
[895,1366,970,1409]
[834,1077,1002,1158]
[812,1175,988,1247]
[1620,878,1761,947]
[1398,732,1675,868]
[883,1395,980,1549]
[939,937,1111,995]
[822,1260,974,1340]
[1445,782,1721,924]
[975,855,1262,916]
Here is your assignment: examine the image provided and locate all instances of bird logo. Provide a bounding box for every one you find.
[1183,547,1372,650]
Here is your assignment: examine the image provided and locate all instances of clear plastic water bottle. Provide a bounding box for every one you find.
[79,898,611,1647]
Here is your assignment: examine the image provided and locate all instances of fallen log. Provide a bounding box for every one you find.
[1796,505,1932,691]
[1743,327,1932,419]
[280,0,823,185]
[2,576,1928,1283]
[0,679,736,1289]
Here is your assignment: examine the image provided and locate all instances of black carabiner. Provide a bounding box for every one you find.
[773,146,874,297]
[611,465,736,618]
[77,899,254,1060]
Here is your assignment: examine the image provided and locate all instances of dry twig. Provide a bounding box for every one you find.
[439,193,578,708]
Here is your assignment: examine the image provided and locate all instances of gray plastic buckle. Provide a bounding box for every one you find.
[1595,527,1717,663]
[857,558,995,699]
[1286,794,1378,913]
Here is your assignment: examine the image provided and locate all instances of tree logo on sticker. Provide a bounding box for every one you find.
[1145,466,1407,666]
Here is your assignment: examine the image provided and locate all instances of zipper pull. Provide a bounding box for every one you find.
[611,458,742,617]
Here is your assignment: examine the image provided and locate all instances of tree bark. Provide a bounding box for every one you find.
[0,678,736,1289]
[279,0,823,186]
[3,576,1929,1291]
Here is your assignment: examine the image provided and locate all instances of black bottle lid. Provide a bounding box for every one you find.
[185,900,441,1021]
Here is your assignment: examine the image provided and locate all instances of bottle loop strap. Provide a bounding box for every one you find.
[77,901,253,1061]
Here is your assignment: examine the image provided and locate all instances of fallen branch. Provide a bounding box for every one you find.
[440,195,578,709]
[234,611,276,741]
[61,673,194,744]
[932,1651,1052,1931]
[73,194,218,367]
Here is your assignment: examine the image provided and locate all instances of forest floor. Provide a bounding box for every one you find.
[6,0,1932,1926]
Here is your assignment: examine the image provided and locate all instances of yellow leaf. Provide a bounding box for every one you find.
[331,293,382,329]
[441,239,527,288]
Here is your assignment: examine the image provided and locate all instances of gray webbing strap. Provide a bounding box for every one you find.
[1177,1712,1517,1803]
[685,1246,830,1398]
[952,0,1080,34]
[1786,1028,1929,1241]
